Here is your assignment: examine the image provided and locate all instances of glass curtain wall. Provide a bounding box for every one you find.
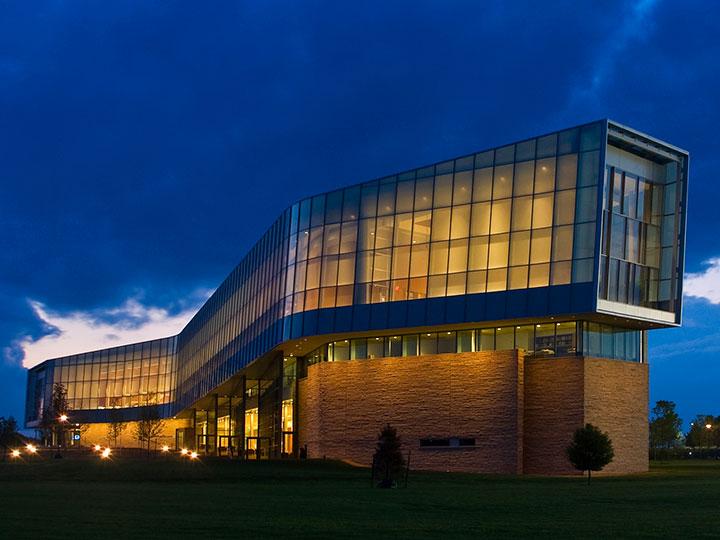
[283,122,602,314]
[307,320,642,364]
[599,145,685,312]
[31,337,177,416]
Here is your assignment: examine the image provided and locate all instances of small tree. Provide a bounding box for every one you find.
[649,400,682,459]
[685,415,719,448]
[567,423,614,483]
[373,424,405,487]
[106,406,127,447]
[134,394,165,455]
[0,417,21,461]
[39,383,70,447]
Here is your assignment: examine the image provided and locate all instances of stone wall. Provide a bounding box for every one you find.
[299,350,524,474]
[584,357,648,474]
[523,357,585,474]
[299,352,648,475]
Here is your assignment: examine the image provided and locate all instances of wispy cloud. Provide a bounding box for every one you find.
[10,290,212,369]
[684,258,720,304]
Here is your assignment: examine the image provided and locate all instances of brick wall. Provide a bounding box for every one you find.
[584,357,648,474]
[523,356,648,475]
[299,351,523,474]
[299,352,648,475]
[523,357,585,474]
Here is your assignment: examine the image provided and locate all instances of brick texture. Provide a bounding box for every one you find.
[523,357,585,475]
[299,352,648,475]
[299,351,523,474]
[584,357,648,474]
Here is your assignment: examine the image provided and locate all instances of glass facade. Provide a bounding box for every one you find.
[599,136,687,313]
[305,320,642,364]
[25,337,177,424]
[282,123,602,313]
[25,119,687,431]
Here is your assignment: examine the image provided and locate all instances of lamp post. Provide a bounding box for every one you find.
[706,423,714,449]
[56,413,68,457]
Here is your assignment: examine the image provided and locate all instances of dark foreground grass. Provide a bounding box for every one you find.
[1,456,719,539]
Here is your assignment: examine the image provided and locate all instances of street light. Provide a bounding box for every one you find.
[189,451,199,460]
[706,424,713,430]
[10,449,21,458]
[180,448,188,456]
[93,444,102,452]
[59,414,68,423]
[161,445,170,452]
[25,444,37,454]
[100,447,111,459]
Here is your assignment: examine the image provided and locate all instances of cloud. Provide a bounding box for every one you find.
[12,291,212,368]
[684,258,720,304]
[566,0,660,111]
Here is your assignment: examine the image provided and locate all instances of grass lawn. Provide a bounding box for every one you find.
[1,455,719,539]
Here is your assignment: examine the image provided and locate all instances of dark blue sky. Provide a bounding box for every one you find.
[2,1,719,427]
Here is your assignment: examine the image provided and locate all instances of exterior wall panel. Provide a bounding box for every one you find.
[300,352,647,475]
[299,351,524,474]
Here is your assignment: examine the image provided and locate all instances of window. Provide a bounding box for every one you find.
[473,168,493,202]
[490,200,511,234]
[385,336,402,357]
[514,161,534,196]
[534,158,555,193]
[432,172,453,207]
[493,165,513,199]
[457,330,474,352]
[412,211,432,244]
[450,205,471,239]
[554,190,575,225]
[448,239,468,273]
[471,202,491,236]
[488,234,509,268]
[394,213,413,245]
[431,207,451,241]
[396,181,415,213]
[556,154,577,190]
[453,171,472,204]
[468,236,489,271]
[414,178,433,210]
[511,196,532,231]
[510,231,530,266]
[532,193,554,229]
[420,333,437,355]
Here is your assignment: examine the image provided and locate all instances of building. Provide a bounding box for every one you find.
[25,120,688,474]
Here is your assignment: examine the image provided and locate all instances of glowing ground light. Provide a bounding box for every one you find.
[189,452,199,459]
[180,448,188,455]
[161,445,170,452]
[25,444,37,454]
[59,414,68,422]
[101,448,111,459]
[93,444,102,452]
[706,424,713,430]
[11,449,21,458]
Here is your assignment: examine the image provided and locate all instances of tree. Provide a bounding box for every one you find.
[685,415,719,448]
[649,400,683,458]
[566,423,614,483]
[106,404,127,447]
[373,424,405,487]
[134,393,165,455]
[39,383,70,447]
[107,418,127,448]
[0,417,21,461]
